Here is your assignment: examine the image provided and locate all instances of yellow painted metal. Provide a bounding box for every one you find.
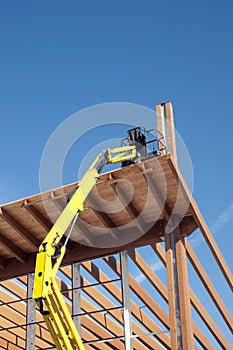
[33,145,136,349]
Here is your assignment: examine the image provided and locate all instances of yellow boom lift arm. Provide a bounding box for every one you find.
[33,146,136,350]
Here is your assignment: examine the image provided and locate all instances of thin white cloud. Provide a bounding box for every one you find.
[189,203,233,249]
[134,260,164,284]
[210,203,233,233]
[189,232,204,248]
[135,272,146,284]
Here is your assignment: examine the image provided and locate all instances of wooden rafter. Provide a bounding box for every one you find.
[144,170,171,223]
[152,243,232,349]
[87,194,118,229]
[190,290,232,349]
[23,199,52,231]
[73,264,170,349]
[0,255,6,269]
[111,180,146,233]
[129,246,221,350]
[104,256,170,329]
[185,239,233,332]
[0,208,40,249]
[57,279,146,350]
[167,157,233,291]
[0,231,25,263]
[0,221,162,281]
[0,243,230,349]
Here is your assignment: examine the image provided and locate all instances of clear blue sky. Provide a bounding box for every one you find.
[0,1,232,346]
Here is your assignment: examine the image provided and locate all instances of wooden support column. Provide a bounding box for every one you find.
[156,103,167,156]
[165,102,177,162]
[156,102,177,162]
[165,224,194,350]
[175,230,194,350]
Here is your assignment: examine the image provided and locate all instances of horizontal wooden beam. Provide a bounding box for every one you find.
[0,220,164,281]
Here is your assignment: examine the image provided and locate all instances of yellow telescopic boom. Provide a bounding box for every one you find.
[33,146,136,350]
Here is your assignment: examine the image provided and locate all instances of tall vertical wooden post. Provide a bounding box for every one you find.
[157,103,194,349]
[175,230,194,349]
[165,225,194,350]
[156,102,177,162]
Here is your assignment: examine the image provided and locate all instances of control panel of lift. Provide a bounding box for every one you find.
[121,126,162,167]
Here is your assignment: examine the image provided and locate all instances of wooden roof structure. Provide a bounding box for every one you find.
[0,102,232,349]
[0,153,197,281]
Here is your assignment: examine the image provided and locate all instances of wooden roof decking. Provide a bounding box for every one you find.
[0,153,198,281]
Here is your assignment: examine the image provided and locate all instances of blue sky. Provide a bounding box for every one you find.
[0,0,232,346]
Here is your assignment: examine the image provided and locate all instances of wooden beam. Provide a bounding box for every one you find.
[7,278,124,349]
[167,157,233,291]
[110,181,146,233]
[1,278,122,350]
[87,194,119,230]
[186,239,233,332]
[59,266,165,350]
[175,230,194,350]
[128,248,167,301]
[63,283,145,349]
[0,285,54,347]
[0,336,23,350]
[156,104,167,156]
[190,290,232,349]
[0,208,40,249]
[0,309,52,349]
[144,170,171,223]
[50,191,66,212]
[152,242,166,265]
[130,245,227,350]
[104,255,170,329]
[152,243,219,350]
[192,324,216,350]
[164,102,177,162]
[0,221,163,281]
[164,229,179,350]
[79,263,170,349]
[0,256,6,269]
[23,199,52,231]
[104,253,214,350]
[0,231,25,263]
